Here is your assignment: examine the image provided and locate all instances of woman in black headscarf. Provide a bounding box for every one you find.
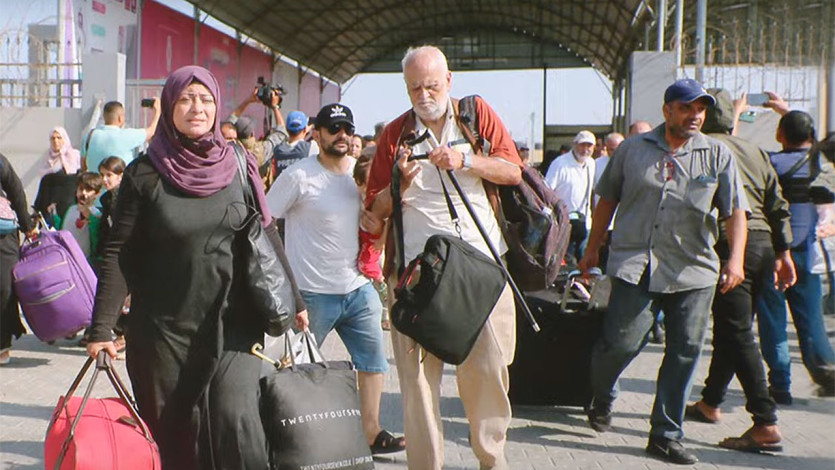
[86,65,307,469]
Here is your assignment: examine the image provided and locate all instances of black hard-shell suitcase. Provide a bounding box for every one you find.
[508,286,603,407]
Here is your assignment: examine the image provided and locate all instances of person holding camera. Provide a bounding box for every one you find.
[227,85,288,183]
[84,99,161,172]
[544,130,597,265]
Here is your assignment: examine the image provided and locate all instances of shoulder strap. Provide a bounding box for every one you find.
[231,142,256,208]
[581,160,593,216]
[390,112,418,278]
[782,151,812,179]
[84,128,96,153]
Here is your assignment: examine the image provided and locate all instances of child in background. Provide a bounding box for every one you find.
[353,151,391,330]
[96,156,128,354]
[95,156,125,264]
[59,172,102,263]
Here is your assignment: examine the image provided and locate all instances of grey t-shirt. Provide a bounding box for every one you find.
[595,125,748,293]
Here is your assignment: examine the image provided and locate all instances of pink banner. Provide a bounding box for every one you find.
[141,0,273,120]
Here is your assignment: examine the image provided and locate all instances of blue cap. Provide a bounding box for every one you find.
[286,111,307,134]
[664,79,716,106]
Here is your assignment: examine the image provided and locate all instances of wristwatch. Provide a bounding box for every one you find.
[462,152,473,169]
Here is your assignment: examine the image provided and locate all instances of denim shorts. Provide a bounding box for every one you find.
[301,283,388,373]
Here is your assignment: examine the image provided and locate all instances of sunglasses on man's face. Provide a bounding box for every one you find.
[326,123,355,136]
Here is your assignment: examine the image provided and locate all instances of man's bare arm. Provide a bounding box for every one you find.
[145,97,161,141]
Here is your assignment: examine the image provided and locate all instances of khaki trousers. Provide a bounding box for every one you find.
[389,282,516,470]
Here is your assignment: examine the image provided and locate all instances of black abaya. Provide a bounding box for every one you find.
[89,155,280,469]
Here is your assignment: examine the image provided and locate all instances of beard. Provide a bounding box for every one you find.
[413,98,446,122]
[323,138,350,157]
[669,120,701,140]
[575,148,593,159]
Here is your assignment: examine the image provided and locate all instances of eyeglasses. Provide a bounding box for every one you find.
[326,123,354,136]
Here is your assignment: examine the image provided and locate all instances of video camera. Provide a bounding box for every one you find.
[256,76,285,107]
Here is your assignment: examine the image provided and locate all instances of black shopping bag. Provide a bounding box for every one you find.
[255,333,374,470]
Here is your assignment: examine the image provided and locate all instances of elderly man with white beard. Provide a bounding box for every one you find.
[360,45,523,470]
[545,130,597,264]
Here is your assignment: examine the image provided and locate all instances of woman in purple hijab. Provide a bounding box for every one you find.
[86,66,307,469]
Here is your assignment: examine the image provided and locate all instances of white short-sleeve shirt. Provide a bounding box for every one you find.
[266,156,368,295]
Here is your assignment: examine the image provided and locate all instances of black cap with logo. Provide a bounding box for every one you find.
[314,103,354,130]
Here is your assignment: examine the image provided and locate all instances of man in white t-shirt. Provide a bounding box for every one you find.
[265,103,405,456]
[545,130,597,264]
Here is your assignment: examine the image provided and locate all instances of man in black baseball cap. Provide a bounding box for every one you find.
[264,102,406,455]
[308,103,356,160]
[314,103,356,135]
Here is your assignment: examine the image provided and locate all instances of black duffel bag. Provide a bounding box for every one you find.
[256,333,373,470]
[391,234,506,365]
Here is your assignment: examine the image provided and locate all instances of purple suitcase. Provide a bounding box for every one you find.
[12,230,97,342]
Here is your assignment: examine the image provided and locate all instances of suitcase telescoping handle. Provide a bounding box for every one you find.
[560,268,603,312]
[49,351,156,470]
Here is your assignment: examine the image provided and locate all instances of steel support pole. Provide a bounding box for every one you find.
[674,0,684,76]
[193,5,200,65]
[57,0,65,106]
[828,0,835,132]
[695,0,708,83]
[657,0,667,52]
[542,66,547,152]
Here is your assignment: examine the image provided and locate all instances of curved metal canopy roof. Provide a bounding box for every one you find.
[188,0,833,84]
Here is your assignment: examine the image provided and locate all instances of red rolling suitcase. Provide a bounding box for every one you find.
[44,352,161,470]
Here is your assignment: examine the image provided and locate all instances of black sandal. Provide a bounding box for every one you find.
[369,429,405,455]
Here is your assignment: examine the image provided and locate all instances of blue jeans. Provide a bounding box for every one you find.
[756,248,835,391]
[590,271,715,441]
[301,283,388,373]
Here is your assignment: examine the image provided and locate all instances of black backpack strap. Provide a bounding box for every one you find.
[391,112,418,278]
[392,162,406,277]
[782,151,812,179]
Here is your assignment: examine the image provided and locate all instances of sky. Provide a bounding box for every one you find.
[1,0,616,145]
[341,68,615,145]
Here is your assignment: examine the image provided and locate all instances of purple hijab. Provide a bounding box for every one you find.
[148,65,271,222]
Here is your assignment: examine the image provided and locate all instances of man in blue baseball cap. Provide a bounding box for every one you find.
[271,110,316,179]
[579,78,749,464]
[286,110,308,135]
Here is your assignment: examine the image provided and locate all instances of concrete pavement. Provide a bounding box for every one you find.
[2,317,834,470]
